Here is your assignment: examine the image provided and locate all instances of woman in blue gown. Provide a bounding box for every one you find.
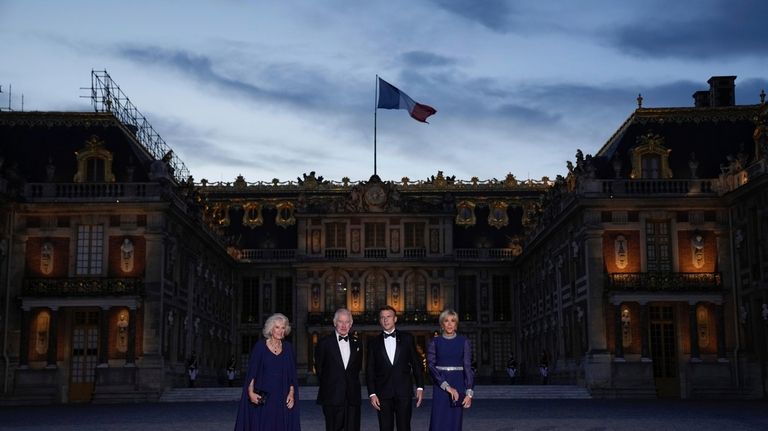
[234,313,301,431]
[427,309,474,431]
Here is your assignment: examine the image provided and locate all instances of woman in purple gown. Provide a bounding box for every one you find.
[427,309,474,431]
[234,313,301,431]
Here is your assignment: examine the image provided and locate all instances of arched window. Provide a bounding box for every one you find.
[324,272,347,312]
[73,135,116,183]
[364,272,387,312]
[630,132,672,179]
[405,273,427,312]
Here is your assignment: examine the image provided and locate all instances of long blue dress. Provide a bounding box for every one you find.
[234,340,301,431]
[427,335,474,431]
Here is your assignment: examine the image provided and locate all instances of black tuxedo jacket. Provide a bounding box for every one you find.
[315,333,363,406]
[366,330,425,399]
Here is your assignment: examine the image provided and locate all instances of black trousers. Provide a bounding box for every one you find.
[376,397,412,431]
[322,403,361,431]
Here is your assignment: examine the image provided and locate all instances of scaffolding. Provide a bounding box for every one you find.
[87,70,191,183]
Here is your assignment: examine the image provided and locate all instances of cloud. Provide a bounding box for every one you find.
[116,45,327,107]
[611,0,768,59]
[429,0,515,32]
[400,51,457,68]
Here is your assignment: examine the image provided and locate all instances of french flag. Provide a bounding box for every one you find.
[377,77,437,123]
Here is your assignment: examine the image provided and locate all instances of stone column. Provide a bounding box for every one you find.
[46,308,58,368]
[614,303,624,360]
[584,230,607,353]
[18,308,30,368]
[689,302,700,362]
[640,302,650,360]
[98,307,110,367]
[715,303,727,360]
[127,307,137,366]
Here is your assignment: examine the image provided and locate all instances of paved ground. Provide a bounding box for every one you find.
[1,398,767,431]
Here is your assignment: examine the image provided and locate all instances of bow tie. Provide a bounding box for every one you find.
[338,335,349,342]
[383,331,396,339]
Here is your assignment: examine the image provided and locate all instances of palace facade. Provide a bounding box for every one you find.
[0,74,766,402]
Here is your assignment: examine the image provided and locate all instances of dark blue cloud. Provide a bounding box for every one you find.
[429,0,515,32]
[611,0,768,59]
[400,51,457,68]
[117,45,327,107]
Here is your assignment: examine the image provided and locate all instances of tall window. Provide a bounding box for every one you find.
[364,223,386,248]
[404,222,425,248]
[325,273,347,312]
[364,272,387,312]
[492,275,511,321]
[646,220,672,272]
[457,275,477,321]
[241,277,259,323]
[325,222,346,248]
[275,276,293,321]
[641,155,661,179]
[405,273,427,311]
[76,224,103,275]
[86,158,106,182]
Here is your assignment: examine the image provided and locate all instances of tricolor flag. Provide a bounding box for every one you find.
[377,77,437,123]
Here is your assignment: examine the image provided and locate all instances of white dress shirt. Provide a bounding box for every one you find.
[384,330,396,364]
[337,332,351,369]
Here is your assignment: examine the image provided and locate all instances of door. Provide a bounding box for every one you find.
[69,311,99,402]
[649,305,679,397]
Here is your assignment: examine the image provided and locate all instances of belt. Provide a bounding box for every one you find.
[435,366,464,371]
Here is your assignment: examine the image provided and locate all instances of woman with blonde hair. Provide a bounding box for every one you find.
[427,309,474,431]
[234,313,301,430]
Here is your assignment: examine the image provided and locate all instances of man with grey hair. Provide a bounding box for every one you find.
[315,308,363,431]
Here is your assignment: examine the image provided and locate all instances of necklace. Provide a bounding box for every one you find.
[268,339,282,354]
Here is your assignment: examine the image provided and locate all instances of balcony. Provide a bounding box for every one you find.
[606,272,722,292]
[239,249,297,262]
[455,248,515,261]
[403,248,426,258]
[598,179,715,196]
[308,310,440,325]
[23,182,163,201]
[23,277,144,297]
[364,248,387,259]
[324,248,348,259]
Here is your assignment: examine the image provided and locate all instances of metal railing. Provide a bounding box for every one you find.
[239,249,297,261]
[599,179,715,195]
[606,272,722,292]
[455,248,515,261]
[308,310,440,325]
[88,70,190,183]
[23,277,144,297]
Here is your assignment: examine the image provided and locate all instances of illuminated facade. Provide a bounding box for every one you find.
[516,76,768,398]
[1,74,766,403]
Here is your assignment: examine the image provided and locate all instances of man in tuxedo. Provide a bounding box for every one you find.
[366,305,424,431]
[316,308,363,431]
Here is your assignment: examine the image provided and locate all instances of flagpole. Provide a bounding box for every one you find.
[374,75,378,176]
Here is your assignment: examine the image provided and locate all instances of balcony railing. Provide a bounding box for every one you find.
[606,272,722,292]
[24,183,162,201]
[324,249,348,259]
[598,179,715,196]
[239,249,297,261]
[403,248,427,258]
[308,310,440,325]
[455,248,515,261]
[23,277,144,297]
[364,248,387,259]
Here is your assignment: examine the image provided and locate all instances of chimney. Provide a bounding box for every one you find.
[692,90,710,107]
[708,76,736,107]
